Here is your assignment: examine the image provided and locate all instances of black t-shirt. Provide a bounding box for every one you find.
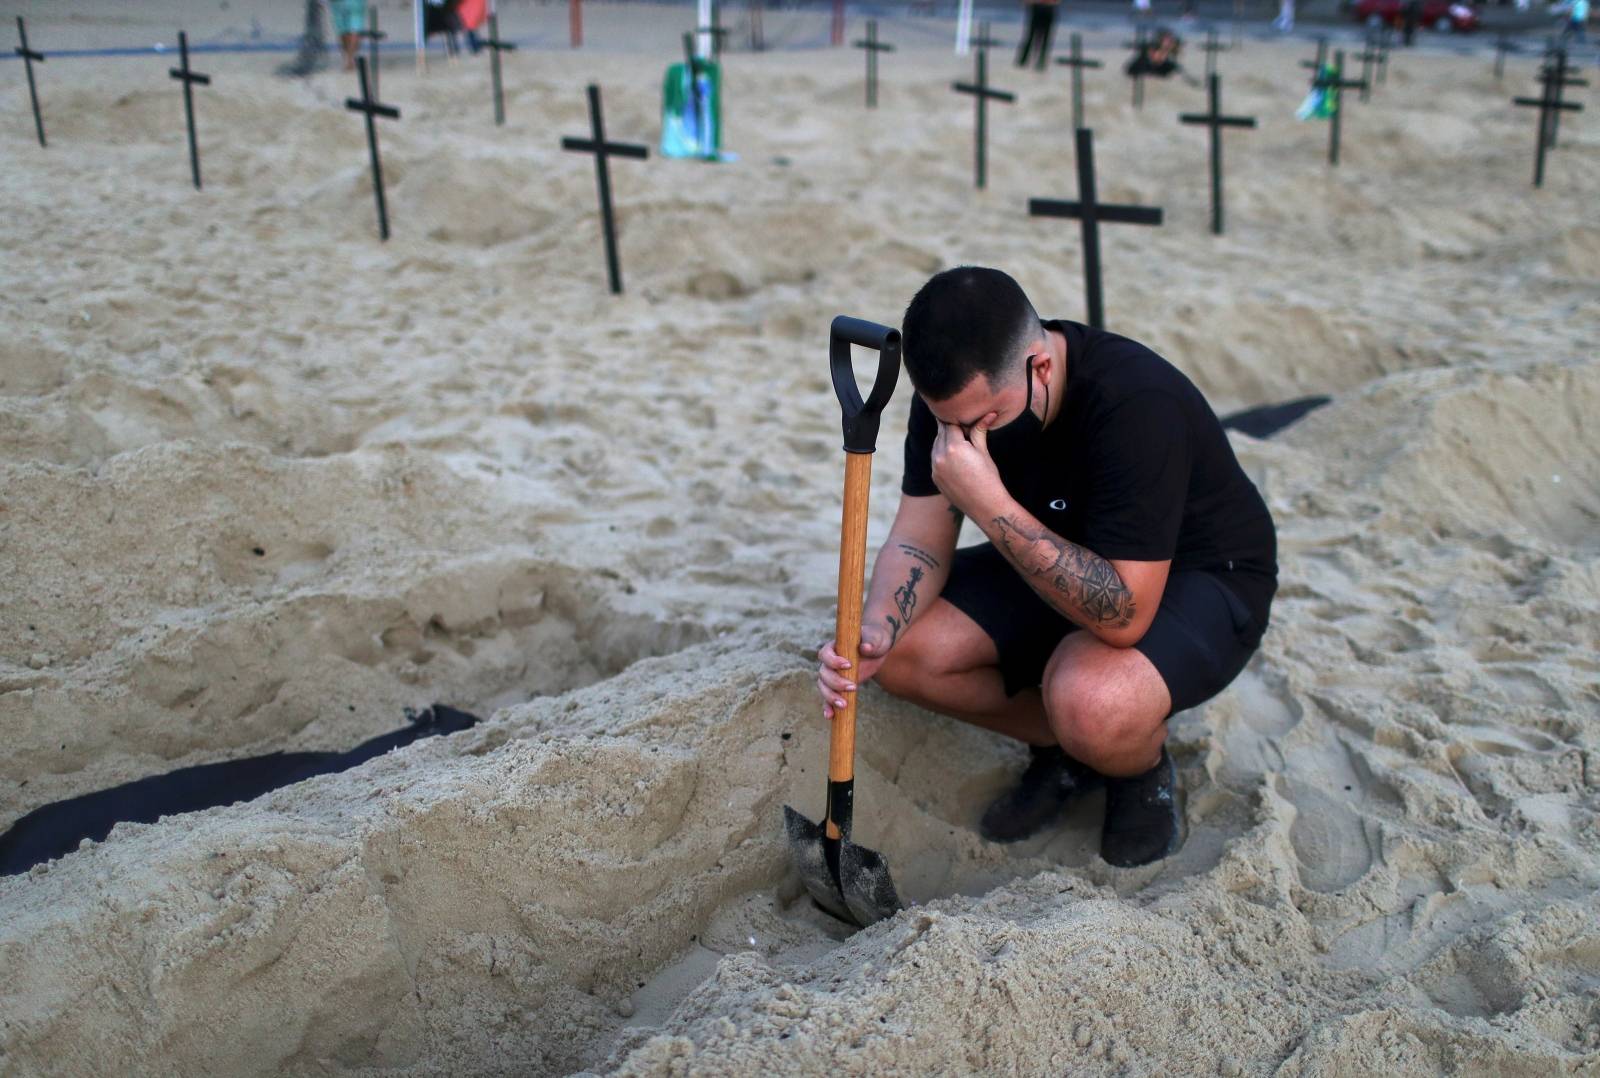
[901,318,1277,628]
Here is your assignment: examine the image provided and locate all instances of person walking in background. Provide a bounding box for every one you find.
[1559,0,1589,43]
[1402,0,1421,45]
[329,0,367,70]
[1273,0,1296,33]
[1016,0,1061,70]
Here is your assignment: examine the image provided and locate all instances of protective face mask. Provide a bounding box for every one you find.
[983,358,1048,477]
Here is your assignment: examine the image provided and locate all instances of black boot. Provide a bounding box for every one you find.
[1100,747,1182,867]
[979,744,1104,843]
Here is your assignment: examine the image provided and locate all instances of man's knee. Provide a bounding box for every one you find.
[872,610,980,699]
[1043,672,1116,753]
[1042,648,1155,758]
[873,625,936,699]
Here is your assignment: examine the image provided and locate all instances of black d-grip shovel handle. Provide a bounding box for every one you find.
[830,316,902,454]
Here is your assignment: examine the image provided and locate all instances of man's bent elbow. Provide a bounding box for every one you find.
[1095,624,1146,650]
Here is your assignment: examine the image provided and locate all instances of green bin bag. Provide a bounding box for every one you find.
[662,56,723,159]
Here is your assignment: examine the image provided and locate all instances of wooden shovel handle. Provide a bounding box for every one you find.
[828,451,873,800]
[822,317,899,841]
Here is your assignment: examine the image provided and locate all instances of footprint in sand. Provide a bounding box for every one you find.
[1280,777,1376,894]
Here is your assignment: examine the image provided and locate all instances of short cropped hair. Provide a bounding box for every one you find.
[901,267,1042,401]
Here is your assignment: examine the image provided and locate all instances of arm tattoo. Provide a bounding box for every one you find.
[883,566,925,646]
[990,516,1135,629]
[947,502,964,525]
[896,543,941,570]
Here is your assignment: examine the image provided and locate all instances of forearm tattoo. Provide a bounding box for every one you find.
[990,515,1135,629]
[946,501,964,525]
[897,543,941,570]
[884,566,925,646]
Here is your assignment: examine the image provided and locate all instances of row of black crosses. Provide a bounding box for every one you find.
[944,22,1256,322]
[340,50,646,288]
[13,16,1586,310]
[9,12,648,295]
[76,26,225,192]
[1493,34,1587,186]
[9,9,517,156]
[1292,29,1594,182]
[5,13,1221,325]
[867,22,1180,327]
[871,20,1567,198]
[1513,45,1586,188]
[344,9,518,242]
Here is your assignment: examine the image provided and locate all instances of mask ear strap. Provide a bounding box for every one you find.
[1030,352,1049,424]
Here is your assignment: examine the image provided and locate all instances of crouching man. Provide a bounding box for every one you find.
[816,267,1276,866]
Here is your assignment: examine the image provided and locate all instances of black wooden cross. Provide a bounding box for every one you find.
[952,46,1015,190]
[1298,36,1328,74]
[1179,73,1255,235]
[561,84,649,294]
[1535,48,1585,149]
[1124,25,1149,109]
[1054,32,1101,132]
[853,20,894,109]
[168,32,211,190]
[1201,28,1229,79]
[485,11,516,126]
[14,17,46,148]
[356,5,385,99]
[1493,34,1515,80]
[969,21,1004,56]
[1313,51,1366,166]
[1537,41,1565,147]
[1352,38,1381,102]
[344,56,400,240]
[1028,128,1163,330]
[1515,55,1584,187]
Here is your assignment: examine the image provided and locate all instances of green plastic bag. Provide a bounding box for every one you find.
[661,55,723,160]
[1296,64,1338,121]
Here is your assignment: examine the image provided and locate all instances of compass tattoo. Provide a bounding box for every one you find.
[990,515,1135,629]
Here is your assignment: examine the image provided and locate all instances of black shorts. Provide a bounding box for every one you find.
[940,544,1270,717]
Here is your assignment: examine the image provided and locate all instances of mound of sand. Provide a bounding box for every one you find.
[1288,356,1600,549]
[0,442,706,823]
[2,5,1596,1075]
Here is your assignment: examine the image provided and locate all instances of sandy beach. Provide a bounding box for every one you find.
[2,0,1597,1073]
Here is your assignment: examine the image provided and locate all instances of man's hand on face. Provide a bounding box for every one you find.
[931,414,1006,520]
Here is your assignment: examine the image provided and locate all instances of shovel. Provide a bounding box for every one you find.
[783,316,905,929]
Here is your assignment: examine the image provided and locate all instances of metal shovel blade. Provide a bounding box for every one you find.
[783,804,903,928]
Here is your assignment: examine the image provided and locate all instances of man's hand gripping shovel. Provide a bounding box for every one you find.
[783,316,906,929]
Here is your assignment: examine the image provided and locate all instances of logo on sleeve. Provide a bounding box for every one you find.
[1048,498,1069,512]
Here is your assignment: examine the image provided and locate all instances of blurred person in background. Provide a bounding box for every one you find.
[1016,0,1062,69]
[329,0,367,70]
